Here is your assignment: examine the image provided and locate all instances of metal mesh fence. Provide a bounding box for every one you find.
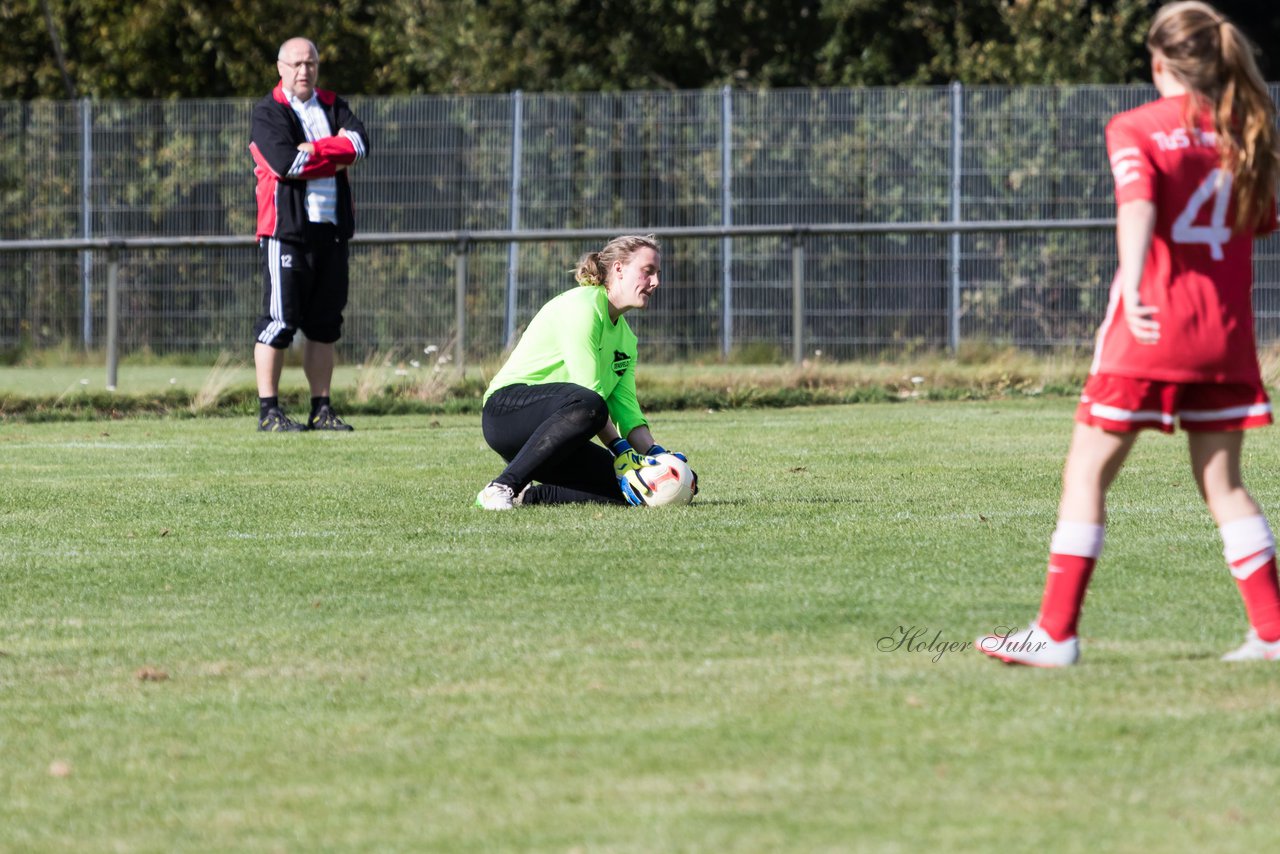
[2,84,1279,362]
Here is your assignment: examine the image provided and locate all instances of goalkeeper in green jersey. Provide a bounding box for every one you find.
[475,234,696,509]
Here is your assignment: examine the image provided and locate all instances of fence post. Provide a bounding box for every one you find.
[505,90,523,348]
[790,231,805,366]
[949,80,963,354]
[455,237,469,375]
[720,85,733,359]
[105,250,119,391]
[80,96,93,350]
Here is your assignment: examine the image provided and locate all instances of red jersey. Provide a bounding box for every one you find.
[1093,94,1273,383]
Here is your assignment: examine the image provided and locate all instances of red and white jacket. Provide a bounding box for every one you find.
[249,82,368,241]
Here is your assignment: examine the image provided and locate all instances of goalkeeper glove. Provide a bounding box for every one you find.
[609,438,657,476]
[644,445,698,496]
[609,438,657,506]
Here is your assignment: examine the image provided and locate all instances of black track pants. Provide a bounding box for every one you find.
[481,383,624,506]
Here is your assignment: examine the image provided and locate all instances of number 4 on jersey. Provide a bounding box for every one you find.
[1172,168,1232,260]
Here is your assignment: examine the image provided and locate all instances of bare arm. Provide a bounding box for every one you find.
[596,421,620,447]
[595,422,656,454]
[1116,198,1159,344]
[625,425,656,453]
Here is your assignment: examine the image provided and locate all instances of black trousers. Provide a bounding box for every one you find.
[481,382,624,506]
[254,223,349,347]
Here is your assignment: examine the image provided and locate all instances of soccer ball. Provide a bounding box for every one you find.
[624,453,696,507]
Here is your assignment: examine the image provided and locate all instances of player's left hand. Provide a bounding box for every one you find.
[646,445,698,496]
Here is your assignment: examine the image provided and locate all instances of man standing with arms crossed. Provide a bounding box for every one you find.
[249,37,369,431]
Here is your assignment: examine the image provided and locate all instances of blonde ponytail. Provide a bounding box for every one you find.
[1148,1,1278,231]
[573,234,661,287]
[1215,20,1278,231]
[574,252,606,286]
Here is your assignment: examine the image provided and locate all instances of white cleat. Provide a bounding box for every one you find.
[475,482,516,510]
[976,621,1080,668]
[1221,629,1280,662]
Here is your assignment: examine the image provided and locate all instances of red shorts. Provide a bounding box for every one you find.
[1076,374,1273,434]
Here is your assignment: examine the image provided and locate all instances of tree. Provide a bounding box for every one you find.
[812,0,1277,85]
[372,0,832,93]
[901,0,1150,85]
[1,0,1277,99]
[367,0,1170,92]
[0,0,387,99]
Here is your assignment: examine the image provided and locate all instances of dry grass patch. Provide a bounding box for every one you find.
[190,352,243,413]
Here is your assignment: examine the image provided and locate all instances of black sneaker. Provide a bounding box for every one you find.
[307,405,354,431]
[258,407,305,432]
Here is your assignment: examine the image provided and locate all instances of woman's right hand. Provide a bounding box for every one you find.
[1124,299,1160,345]
[608,439,657,478]
[1114,199,1158,346]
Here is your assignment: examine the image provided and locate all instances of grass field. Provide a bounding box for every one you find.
[0,347,1096,420]
[4,399,1280,852]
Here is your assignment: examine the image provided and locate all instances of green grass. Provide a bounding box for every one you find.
[0,349,1093,422]
[3,400,1280,852]
[0,347,1092,397]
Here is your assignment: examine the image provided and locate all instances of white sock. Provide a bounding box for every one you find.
[1220,515,1275,580]
[1050,521,1104,558]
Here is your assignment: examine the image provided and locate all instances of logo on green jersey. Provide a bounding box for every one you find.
[611,350,632,377]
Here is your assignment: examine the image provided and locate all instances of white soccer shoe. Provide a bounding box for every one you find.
[976,621,1080,668]
[1221,629,1280,662]
[475,482,516,510]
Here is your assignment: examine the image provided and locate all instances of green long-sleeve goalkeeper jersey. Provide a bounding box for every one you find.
[483,285,647,436]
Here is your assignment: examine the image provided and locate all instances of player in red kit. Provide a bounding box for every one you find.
[978,1,1280,666]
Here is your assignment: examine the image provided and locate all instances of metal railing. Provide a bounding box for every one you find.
[1,218,1116,388]
[6,83,1280,375]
